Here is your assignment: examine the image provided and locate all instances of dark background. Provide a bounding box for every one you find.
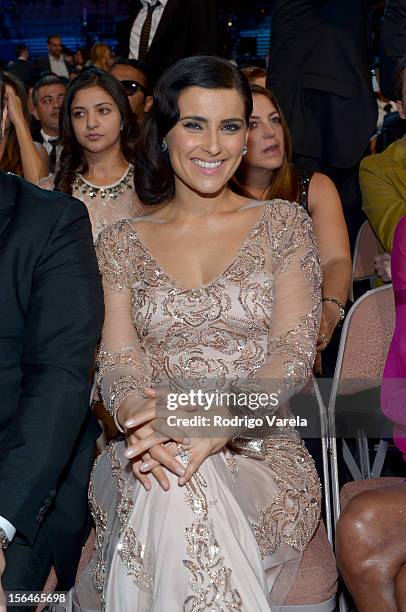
[0,0,386,65]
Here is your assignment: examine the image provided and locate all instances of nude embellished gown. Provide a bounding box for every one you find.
[74,199,323,611]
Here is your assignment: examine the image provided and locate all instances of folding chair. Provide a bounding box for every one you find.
[325,285,395,612]
[328,284,395,524]
[276,375,338,611]
[350,220,384,301]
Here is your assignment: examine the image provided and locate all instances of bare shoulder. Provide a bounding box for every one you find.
[308,172,341,214]
[309,172,338,196]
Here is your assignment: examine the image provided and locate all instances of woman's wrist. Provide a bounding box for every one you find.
[116,391,148,432]
[321,296,346,321]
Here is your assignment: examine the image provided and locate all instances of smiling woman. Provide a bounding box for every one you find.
[73,56,326,612]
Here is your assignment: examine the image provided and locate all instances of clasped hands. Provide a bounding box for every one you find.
[117,389,233,491]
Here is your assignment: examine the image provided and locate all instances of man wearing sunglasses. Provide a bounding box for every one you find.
[110,58,153,123]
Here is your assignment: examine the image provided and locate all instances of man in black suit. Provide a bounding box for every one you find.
[116,0,218,85]
[380,0,406,100]
[7,45,36,86]
[0,71,103,605]
[267,0,377,248]
[35,35,70,79]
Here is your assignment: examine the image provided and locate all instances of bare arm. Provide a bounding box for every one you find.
[308,172,352,346]
[6,88,48,184]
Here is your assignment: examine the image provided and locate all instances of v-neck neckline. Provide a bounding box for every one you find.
[124,202,269,292]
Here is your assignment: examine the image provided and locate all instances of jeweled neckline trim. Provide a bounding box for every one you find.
[77,164,132,189]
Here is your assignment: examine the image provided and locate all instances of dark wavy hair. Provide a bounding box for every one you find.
[54,68,137,194]
[134,55,253,206]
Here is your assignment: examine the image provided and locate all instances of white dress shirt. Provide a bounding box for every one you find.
[40,128,58,155]
[0,515,16,542]
[129,0,168,60]
[49,54,69,78]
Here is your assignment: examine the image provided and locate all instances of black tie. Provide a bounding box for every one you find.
[48,138,58,173]
[138,1,159,61]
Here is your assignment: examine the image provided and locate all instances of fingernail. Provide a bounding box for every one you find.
[175,467,185,476]
[178,477,185,486]
[182,437,191,445]
[125,418,136,428]
[139,463,150,472]
[125,448,136,458]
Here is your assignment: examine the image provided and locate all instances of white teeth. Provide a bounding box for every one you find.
[192,159,222,169]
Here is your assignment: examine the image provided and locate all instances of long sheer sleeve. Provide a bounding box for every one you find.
[95,221,153,424]
[232,202,321,431]
[257,201,321,388]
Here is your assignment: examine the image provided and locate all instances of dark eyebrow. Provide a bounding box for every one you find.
[180,115,208,122]
[71,102,114,110]
[179,115,244,123]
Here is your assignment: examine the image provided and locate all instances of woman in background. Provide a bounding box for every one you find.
[0,72,47,183]
[40,68,143,242]
[233,84,351,373]
[90,43,114,72]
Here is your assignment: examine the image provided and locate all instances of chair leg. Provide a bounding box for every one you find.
[342,439,363,480]
[339,590,349,612]
[371,439,388,477]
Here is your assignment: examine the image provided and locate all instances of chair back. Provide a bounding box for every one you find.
[331,284,395,399]
[351,221,384,300]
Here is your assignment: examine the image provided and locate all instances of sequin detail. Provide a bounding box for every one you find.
[180,451,243,611]
[94,199,323,606]
[97,346,151,421]
[251,436,321,557]
[39,166,143,243]
[88,454,108,592]
[107,443,154,594]
[73,165,134,200]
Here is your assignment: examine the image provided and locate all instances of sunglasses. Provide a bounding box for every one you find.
[120,80,148,96]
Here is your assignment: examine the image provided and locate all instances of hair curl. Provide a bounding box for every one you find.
[134,55,253,206]
[54,68,138,194]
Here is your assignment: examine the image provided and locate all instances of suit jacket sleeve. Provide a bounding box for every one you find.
[0,197,104,544]
[360,154,406,253]
[380,0,406,100]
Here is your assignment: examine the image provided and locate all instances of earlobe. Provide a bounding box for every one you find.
[144,96,153,114]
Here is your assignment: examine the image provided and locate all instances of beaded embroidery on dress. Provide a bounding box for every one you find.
[38,165,143,242]
[74,200,322,612]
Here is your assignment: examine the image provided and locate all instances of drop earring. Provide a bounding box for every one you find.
[242,145,248,155]
[161,139,168,152]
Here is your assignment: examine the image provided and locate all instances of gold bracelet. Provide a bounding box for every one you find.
[322,297,345,321]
